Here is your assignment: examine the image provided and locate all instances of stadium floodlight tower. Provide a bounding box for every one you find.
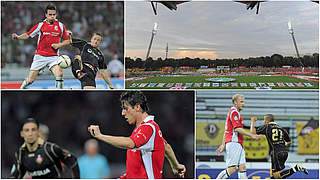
[288,21,304,71]
[288,21,301,59]
[165,43,168,59]
[146,22,158,60]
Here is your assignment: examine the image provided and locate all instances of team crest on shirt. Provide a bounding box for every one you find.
[134,129,147,140]
[54,25,58,31]
[35,154,43,164]
[234,116,238,120]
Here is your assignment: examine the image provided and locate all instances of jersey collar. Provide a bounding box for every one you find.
[22,138,45,152]
[232,106,239,112]
[142,115,154,124]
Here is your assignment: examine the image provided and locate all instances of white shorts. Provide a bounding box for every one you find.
[30,55,59,71]
[226,142,246,167]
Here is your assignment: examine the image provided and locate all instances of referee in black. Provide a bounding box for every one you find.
[11,118,80,178]
[67,31,114,89]
[250,114,309,179]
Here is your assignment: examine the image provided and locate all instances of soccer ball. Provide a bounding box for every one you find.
[57,55,71,69]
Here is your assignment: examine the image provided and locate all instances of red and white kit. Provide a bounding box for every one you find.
[27,20,68,56]
[224,106,246,167]
[225,106,244,145]
[121,116,166,179]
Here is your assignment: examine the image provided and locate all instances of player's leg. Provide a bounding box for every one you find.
[76,66,96,89]
[237,146,247,179]
[21,54,46,89]
[277,163,309,179]
[71,55,86,79]
[20,70,39,89]
[81,75,96,89]
[83,86,96,89]
[217,166,236,179]
[50,65,63,89]
[271,151,308,179]
[216,142,239,179]
[47,55,63,89]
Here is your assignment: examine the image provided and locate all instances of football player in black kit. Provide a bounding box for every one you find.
[10,118,80,178]
[250,114,309,179]
[68,32,114,89]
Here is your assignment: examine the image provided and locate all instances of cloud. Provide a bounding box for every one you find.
[126,1,319,59]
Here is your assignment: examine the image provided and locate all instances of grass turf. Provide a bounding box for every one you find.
[126,75,318,89]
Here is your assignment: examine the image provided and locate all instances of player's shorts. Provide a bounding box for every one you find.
[30,55,58,71]
[72,62,96,88]
[271,150,288,173]
[226,142,246,167]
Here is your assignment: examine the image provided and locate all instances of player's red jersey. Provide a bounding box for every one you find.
[27,20,68,56]
[225,106,244,145]
[121,116,166,179]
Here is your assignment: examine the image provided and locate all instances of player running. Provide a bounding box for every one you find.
[216,94,260,179]
[67,32,114,89]
[11,4,71,89]
[11,118,80,178]
[250,114,309,179]
[88,91,185,178]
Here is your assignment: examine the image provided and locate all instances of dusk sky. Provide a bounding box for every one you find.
[125,1,319,60]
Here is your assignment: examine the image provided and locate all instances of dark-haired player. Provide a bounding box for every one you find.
[250,114,309,179]
[11,4,71,89]
[88,91,185,178]
[10,118,80,178]
[68,32,114,89]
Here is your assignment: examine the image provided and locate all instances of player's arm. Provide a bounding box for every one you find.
[11,33,30,40]
[88,125,135,149]
[250,117,257,134]
[70,38,87,49]
[165,143,186,178]
[99,69,114,89]
[283,129,291,146]
[10,151,27,178]
[216,131,226,155]
[51,39,72,50]
[235,127,260,140]
[51,25,72,49]
[51,144,80,178]
[230,111,260,139]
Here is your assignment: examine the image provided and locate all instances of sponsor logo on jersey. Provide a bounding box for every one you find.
[87,49,99,59]
[28,168,51,177]
[28,153,35,157]
[36,154,43,164]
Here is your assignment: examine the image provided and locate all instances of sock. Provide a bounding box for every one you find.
[216,169,230,179]
[238,171,247,179]
[20,79,31,89]
[56,77,63,89]
[279,168,295,179]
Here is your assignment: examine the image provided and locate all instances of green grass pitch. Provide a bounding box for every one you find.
[126,75,319,89]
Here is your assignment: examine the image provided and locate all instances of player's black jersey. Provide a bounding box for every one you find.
[71,38,107,74]
[11,140,79,179]
[256,122,290,152]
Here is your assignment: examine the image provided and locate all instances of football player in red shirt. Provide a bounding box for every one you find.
[88,91,186,179]
[216,94,260,179]
[11,4,71,89]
